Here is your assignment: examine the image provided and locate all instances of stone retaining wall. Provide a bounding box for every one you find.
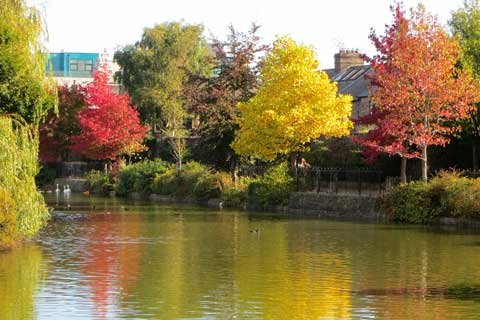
[288,192,384,220]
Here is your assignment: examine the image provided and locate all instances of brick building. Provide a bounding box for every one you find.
[324,50,372,121]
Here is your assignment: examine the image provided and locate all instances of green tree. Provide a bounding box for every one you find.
[0,0,56,124]
[114,21,212,131]
[450,0,480,169]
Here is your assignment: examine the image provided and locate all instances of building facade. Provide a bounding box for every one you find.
[46,52,121,92]
[324,50,372,121]
[47,52,99,86]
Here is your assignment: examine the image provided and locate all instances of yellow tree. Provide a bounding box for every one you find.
[232,37,353,171]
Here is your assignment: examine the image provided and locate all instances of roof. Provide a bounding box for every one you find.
[325,65,371,100]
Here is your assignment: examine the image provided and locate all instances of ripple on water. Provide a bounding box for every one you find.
[3,194,480,319]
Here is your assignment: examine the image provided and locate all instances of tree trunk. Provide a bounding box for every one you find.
[400,157,407,184]
[421,144,428,182]
[290,153,298,179]
[473,141,478,171]
[230,158,239,185]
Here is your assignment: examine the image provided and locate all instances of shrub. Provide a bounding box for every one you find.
[151,168,177,195]
[193,172,223,201]
[152,162,224,201]
[247,163,293,208]
[116,159,169,196]
[222,177,255,208]
[380,182,436,223]
[381,170,480,223]
[86,170,113,195]
[174,162,209,198]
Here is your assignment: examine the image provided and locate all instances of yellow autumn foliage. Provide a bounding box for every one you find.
[232,36,353,160]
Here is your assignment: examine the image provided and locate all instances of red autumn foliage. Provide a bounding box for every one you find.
[70,64,148,161]
[354,4,479,179]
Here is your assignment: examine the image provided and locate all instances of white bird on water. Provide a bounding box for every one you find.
[55,184,60,193]
[63,185,71,194]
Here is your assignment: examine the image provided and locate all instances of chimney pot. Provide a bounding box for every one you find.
[334,50,364,74]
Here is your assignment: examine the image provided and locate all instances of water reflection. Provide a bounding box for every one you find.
[2,194,480,319]
[0,244,45,320]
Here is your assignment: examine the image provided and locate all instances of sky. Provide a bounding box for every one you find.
[29,0,465,69]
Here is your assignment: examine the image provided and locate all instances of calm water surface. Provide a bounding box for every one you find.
[2,194,480,319]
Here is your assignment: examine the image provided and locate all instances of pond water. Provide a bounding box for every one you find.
[2,194,480,319]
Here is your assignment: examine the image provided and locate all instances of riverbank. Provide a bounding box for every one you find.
[53,160,480,228]
[120,190,480,228]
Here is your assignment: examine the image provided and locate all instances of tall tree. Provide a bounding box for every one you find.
[232,36,353,172]
[0,0,54,246]
[0,0,56,125]
[114,22,212,131]
[185,24,268,175]
[71,64,148,162]
[355,4,478,182]
[450,0,480,169]
[39,84,86,163]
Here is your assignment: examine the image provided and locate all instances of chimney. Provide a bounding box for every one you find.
[334,49,364,74]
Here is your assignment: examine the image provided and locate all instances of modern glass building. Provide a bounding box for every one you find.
[46,52,99,79]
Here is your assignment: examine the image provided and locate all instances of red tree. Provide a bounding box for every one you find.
[71,64,148,161]
[355,4,479,181]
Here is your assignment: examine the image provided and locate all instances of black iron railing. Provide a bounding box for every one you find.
[240,165,390,195]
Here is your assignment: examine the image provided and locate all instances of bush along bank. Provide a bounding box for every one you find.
[85,160,294,210]
[380,171,480,224]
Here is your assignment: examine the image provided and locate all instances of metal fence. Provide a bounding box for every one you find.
[240,165,391,196]
[296,167,386,195]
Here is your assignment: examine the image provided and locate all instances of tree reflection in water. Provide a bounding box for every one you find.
[0,244,45,320]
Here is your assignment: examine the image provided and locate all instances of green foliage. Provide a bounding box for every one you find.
[221,177,255,208]
[35,164,56,186]
[114,159,296,207]
[305,137,363,167]
[247,163,293,207]
[0,116,49,245]
[450,0,480,79]
[147,162,238,201]
[114,21,212,127]
[0,187,17,247]
[381,170,480,223]
[86,170,114,195]
[0,0,57,124]
[116,159,169,196]
[151,168,178,195]
[174,162,209,198]
[380,181,437,224]
[193,172,224,201]
[151,161,223,201]
[449,0,480,168]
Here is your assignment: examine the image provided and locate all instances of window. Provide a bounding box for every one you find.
[69,59,93,72]
[70,59,78,71]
